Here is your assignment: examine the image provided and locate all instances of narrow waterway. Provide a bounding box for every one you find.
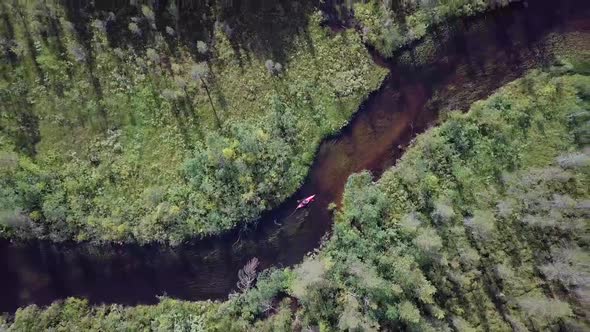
[1,0,588,313]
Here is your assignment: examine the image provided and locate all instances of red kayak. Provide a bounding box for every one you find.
[296,194,316,209]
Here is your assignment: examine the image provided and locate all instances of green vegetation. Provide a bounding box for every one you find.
[4,61,589,331]
[2,0,589,330]
[354,0,512,57]
[0,1,386,243]
[303,67,590,331]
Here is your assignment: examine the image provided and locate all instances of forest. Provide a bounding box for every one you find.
[0,0,387,243]
[4,58,589,332]
[1,0,589,331]
[0,0,520,244]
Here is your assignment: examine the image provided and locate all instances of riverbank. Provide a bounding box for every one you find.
[0,0,546,245]
[1,0,588,317]
[0,2,386,244]
[4,38,589,332]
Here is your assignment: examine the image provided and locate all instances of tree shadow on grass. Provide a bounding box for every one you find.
[61,0,322,67]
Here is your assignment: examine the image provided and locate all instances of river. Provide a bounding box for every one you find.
[1,0,588,313]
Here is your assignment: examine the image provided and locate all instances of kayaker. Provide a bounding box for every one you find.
[296,194,316,209]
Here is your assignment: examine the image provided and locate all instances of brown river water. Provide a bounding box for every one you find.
[1,0,589,313]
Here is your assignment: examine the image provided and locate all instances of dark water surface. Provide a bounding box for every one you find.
[1,0,589,313]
